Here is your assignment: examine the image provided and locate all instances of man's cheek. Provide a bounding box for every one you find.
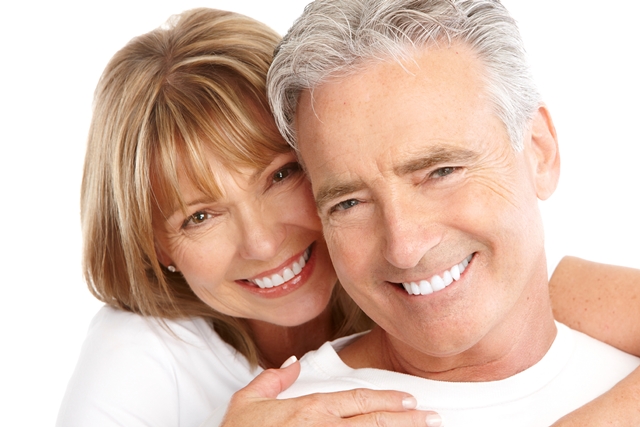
[325,229,358,278]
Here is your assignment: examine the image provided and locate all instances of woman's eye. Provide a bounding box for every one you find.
[183,211,211,228]
[272,162,301,183]
[332,199,360,213]
[430,166,458,178]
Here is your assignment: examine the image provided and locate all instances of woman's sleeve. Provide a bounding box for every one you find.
[56,306,255,427]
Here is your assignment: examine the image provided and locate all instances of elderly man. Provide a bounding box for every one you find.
[267,0,640,425]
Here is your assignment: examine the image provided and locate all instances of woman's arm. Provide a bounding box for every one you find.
[549,256,640,426]
[550,366,640,427]
[549,256,640,355]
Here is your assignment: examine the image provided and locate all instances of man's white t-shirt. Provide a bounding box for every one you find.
[56,306,260,427]
[280,323,640,426]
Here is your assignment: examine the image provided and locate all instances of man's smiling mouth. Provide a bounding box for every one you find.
[401,254,474,295]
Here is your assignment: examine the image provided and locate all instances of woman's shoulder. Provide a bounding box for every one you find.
[85,304,220,349]
[87,305,258,375]
[56,305,259,427]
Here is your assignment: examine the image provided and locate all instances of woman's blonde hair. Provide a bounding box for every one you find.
[81,7,370,366]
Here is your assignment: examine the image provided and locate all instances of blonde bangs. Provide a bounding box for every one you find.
[149,65,291,222]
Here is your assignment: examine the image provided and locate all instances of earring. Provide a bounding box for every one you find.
[167,265,177,273]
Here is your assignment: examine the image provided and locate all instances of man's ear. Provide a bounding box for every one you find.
[528,105,560,200]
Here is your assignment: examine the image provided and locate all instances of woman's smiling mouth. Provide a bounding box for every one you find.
[246,246,312,289]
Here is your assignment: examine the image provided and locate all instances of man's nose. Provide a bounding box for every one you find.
[381,197,441,269]
[238,209,286,261]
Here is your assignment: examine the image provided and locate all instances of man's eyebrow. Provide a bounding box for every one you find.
[315,180,366,212]
[314,148,476,212]
[393,148,477,176]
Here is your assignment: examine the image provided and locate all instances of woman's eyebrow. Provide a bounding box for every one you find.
[165,195,218,220]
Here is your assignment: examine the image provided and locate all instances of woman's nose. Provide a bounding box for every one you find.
[237,209,286,260]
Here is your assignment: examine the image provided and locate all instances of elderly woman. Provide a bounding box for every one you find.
[56,7,640,427]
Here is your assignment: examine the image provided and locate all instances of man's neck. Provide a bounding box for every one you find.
[339,291,557,382]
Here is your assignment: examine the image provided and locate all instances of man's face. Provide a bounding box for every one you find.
[296,45,557,360]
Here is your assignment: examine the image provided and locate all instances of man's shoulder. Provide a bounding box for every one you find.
[279,323,640,427]
[279,332,377,398]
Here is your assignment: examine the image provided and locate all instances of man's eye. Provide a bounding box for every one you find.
[430,167,458,178]
[272,162,301,183]
[332,199,359,212]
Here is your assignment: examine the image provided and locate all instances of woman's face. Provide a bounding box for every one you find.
[155,149,337,327]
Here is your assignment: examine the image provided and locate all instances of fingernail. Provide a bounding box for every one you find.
[426,413,442,427]
[280,355,297,368]
[402,396,417,409]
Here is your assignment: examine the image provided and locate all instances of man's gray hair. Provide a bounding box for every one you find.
[267,0,541,151]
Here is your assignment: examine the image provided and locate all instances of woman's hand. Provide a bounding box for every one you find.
[219,358,442,427]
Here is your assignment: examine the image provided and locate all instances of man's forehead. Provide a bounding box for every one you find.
[295,46,485,133]
[296,48,490,147]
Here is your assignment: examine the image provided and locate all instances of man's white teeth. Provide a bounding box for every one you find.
[451,264,461,280]
[402,254,473,296]
[430,274,445,291]
[419,280,433,295]
[250,247,310,289]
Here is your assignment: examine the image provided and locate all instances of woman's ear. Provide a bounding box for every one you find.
[528,105,560,200]
[155,241,175,270]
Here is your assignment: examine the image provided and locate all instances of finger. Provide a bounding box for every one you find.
[347,410,443,427]
[321,388,419,418]
[236,359,301,399]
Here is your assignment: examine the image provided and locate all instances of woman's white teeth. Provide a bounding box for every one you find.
[271,274,285,286]
[402,254,473,296]
[283,268,295,281]
[292,262,302,275]
[250,248,310,289]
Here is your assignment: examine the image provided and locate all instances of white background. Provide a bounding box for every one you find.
[1,1,638,425]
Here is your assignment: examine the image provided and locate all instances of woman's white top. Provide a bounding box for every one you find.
[56,305,260,427]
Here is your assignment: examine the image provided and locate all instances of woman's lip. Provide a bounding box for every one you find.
[244,244,312,282]
[236,244,318,298]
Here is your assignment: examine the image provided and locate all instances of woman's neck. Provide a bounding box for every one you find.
[247,306,334,369]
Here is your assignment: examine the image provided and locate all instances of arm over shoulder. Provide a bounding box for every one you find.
[550,257,640,426]
[550,256,640,355]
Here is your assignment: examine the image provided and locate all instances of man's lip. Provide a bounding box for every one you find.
[392,253,475,296]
